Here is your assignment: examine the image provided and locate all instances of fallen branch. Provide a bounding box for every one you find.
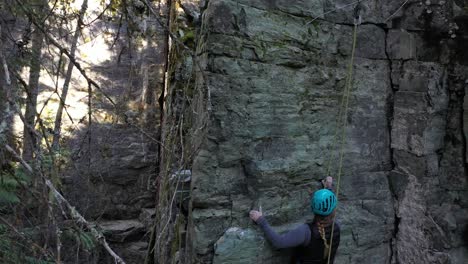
[4,144,127,264]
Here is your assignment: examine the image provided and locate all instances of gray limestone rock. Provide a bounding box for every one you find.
[100,241,148,264]
[212,227,265,264]
[387,29,419,60]
[63,125,156,219]
[213,226,294,264]
[139,208,156,229]
[98,219,145,243]
[186,0,468,263]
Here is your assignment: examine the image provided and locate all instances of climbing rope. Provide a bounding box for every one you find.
[325,10,360,264]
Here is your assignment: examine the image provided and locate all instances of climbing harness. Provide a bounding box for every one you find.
[324,4,362,264]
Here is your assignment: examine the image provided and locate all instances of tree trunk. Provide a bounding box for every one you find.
[51,0,88,151]
[0,23,12,169]
[145,0,173,263]
[22,3,45,162]
[0,9,21,169]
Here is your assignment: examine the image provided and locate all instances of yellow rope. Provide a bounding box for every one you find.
[326,21,359,264]
[324,73,347,178]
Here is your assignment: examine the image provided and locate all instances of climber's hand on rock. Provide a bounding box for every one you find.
[249,210,262,222]
[322,176,333,189]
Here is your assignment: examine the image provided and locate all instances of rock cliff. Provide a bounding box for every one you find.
[187,0,468,263]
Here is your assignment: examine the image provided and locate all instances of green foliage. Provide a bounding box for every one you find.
[101,0,124,17]
[63,228,96,251]
[180,29,195,45]
[40,153,54,173]
[40,148,71,184]
[0,190,20,204]
[0,167,30,206]
[38,108,56,147]
[0,224,54,264]
[23,256,55,264]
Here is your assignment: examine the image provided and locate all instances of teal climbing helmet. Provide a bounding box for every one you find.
[311,189,337,216]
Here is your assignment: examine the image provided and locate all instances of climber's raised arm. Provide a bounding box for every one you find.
[249,210,310,249]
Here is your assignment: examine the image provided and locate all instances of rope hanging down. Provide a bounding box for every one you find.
[325,7,361,264]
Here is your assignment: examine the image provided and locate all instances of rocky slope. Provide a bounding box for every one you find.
[187,0,468,263]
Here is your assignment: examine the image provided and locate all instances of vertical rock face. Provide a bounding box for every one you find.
[189,0,468,263]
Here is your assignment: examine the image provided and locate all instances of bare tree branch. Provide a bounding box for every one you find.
[6,83,126,262]
[52,0,89,151]
[13,71,79,135]
[0,215,55,259]
[14,0,117,107]
[4,144,127,264]
[22,0,46,162]
[0,51,11,85]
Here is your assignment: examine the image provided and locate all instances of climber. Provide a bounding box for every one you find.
[249,177,340,264]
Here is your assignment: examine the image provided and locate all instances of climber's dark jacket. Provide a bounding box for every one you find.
[257,217,340,264]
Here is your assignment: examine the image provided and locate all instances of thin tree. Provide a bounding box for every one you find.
[0,22,13,169]
[51,0,88,151]
[22,0,46,162]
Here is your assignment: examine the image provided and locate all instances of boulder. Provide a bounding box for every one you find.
[98,219,145,243]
